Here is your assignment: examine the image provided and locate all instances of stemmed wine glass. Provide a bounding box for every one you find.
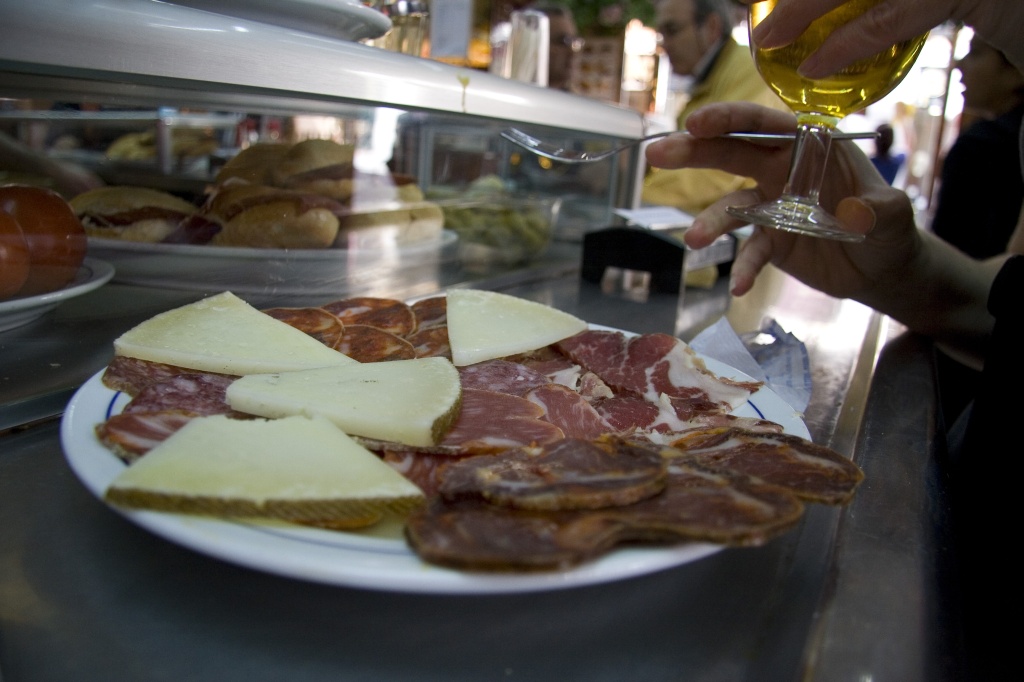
[726,0,928,241]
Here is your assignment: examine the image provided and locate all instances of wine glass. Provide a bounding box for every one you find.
[726,0,928,241]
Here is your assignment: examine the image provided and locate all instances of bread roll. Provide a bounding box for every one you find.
[214,143,291,185]
[71,185,198,242]
[204,185,344,249]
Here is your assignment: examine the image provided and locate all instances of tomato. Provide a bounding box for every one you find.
[0,210,30,300]
[0,184,87,297]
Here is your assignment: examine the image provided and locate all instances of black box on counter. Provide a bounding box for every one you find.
[580,225,735,294]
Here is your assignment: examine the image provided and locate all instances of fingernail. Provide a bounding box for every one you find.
[797,53,824,79]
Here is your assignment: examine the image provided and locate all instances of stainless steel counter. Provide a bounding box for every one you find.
[0,242,963,681]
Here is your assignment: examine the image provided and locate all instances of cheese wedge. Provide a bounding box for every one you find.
[114,291,355,374]
[225,356,461,447]
[446,289,588,366]
[103,414,425,525]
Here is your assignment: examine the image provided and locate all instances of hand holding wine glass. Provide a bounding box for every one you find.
[726,0,927,241]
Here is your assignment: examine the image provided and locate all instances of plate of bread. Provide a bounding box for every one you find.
[60,290,864,594]
[75,139,455,293]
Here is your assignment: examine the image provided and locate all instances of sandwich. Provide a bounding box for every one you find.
[71,185,199,243]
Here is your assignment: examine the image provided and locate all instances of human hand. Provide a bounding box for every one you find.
[733,0,1024,78]
[645,101,920,299]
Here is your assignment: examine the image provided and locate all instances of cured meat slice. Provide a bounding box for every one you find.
[405,452,804,572]
[95,411,196,464]
[439,437,667,511]
[261,306,345,349]
[321,296,417,336]
[406,326,451,359]
[508,347,582,389]
[439,388,564,453]
[667,427,864,505]
[578,371,613,400]
[557,330,761,413]
[525,384,614,439]
[594,395,784,436]
[457,359,552,396]
[382,450,473,498]
[121,372,241,416]
[335,324,416,362]
[410,295,447,330]
[101,355,235,397]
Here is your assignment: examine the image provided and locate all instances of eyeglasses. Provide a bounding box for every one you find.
[656,20,692,40]
[552,34,585,52]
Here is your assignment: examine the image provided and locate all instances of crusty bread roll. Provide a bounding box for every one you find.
[214,143,291,185]
[204,184,345,249]
[333,201,444,248]
[71,185,198,242]
[105,129,218,161]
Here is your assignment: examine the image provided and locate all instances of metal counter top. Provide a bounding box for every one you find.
[0,243,963,681]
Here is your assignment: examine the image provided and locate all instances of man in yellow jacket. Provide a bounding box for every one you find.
[643,0,788,216]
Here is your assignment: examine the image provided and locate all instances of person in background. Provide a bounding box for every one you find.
[643,1,1024,678]
[641,0,788,216]
[528,1,583,93]
[868,123,905,185]
[930,36,1024,260]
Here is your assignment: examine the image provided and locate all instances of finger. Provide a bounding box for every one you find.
[683,102,797,138]
[684,188,764,249]
[728,226,775,296]
[792,1,939,79]
[751,0,848,50]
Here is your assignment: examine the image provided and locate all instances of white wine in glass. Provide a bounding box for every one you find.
[727,0,928,241]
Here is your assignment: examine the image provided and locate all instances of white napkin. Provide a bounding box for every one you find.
[689,316,811,413]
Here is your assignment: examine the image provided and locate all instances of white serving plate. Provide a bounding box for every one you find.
[0,258,114,333]
[86,231,457,295]
[61,339,808,595]
[165,0,392,42]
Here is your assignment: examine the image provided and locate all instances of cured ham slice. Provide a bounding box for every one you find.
[557,330,761,413]
[439,388,564,453]
[321,296,417,336]
[594,394,783,436]
[261,306,345,350]
[439,437,667,511]
[525,384,614,439]
[382,450,472,498]
[667,427,864,505]
[458,359,552,396]
[334,324,416,362]
[405,451,804,572]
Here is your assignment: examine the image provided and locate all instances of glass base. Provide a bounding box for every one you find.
[726,199,865,243]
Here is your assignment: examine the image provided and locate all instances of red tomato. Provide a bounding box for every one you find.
[0,210,30,300]
[0,184,87,297]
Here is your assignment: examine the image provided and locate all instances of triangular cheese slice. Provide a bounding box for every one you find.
[225,356,461,447]
[113,291,355,374]
[104,414,424,525]
[446,289,587,366]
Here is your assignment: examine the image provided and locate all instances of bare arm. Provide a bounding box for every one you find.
[646,101,997,366]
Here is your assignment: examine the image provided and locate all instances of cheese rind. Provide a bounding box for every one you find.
[225,356,462,447]
[446,289,588,366]
[103,414,424,524]
[113,291,354,374]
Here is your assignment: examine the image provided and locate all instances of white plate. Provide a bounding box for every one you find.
[166,0,392,42]
[0,258,114,333]
[86,231,457,294]
[60,340,808,594]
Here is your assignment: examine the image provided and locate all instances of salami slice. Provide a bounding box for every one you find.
[321,296,417,336]
[335,324,416,362]
[101,356,234,397]
[122,373,240,417]
[261,306,345,349]
[95,410,196,464]
[410,295,447,330]
[406,326,451,359]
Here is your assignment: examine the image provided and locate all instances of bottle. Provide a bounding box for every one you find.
[366,0,430,57]
[429,0,492,69]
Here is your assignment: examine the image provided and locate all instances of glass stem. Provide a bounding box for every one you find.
[781,123,834,206]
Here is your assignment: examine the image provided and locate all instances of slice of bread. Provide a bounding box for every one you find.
[104,414,425,525]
